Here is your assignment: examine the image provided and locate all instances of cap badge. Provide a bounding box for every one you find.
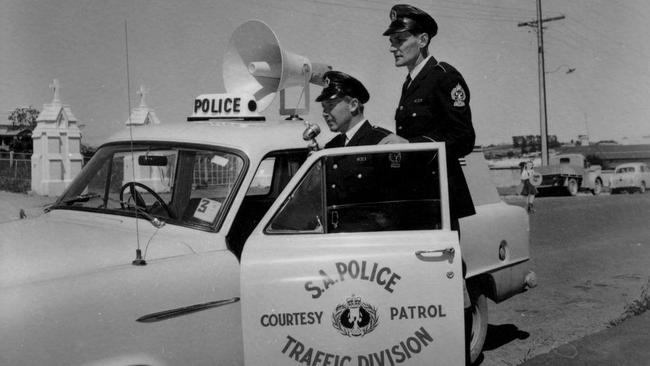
[451,83,466,107]
[324,77,331,86]
[390,9,397,21]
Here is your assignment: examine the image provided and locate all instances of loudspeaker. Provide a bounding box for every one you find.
[223,20,330,113]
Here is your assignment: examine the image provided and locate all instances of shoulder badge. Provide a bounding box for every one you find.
[451,83,466,107]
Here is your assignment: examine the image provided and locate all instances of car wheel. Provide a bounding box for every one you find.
[592,178,603,195]
[640,182,646,194]
[567,178,579,196]
[467,291,488,364]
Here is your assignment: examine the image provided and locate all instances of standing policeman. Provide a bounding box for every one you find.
[379,3,476,226]
[380,4,477,364]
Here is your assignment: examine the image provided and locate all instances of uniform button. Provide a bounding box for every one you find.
[412,112,417,117]
[399,106,404,110]
[398,126,403,130]
[357,174,363,179]
[331,184,336,189]
[333,164,338,169]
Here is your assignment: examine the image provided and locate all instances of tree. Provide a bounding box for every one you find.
[80,142,97,159]
[8,106,40,130]
[585,154,604,168]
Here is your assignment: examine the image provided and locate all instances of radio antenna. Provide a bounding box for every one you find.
[124,20,146,266]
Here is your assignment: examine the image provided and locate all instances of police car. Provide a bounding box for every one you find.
[0,21,534,366]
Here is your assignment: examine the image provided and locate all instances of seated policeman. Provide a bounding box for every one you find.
[316,70,391,148]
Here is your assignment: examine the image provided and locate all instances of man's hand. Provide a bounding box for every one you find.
[379,133,409,144]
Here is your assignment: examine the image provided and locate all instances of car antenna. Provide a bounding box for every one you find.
[124,19,146,266]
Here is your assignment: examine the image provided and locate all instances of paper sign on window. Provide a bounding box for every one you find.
[193,198,222,222]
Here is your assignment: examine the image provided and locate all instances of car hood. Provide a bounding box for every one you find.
[0,210,204,288]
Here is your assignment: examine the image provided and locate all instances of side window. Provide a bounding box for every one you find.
[266,160,324,233]
[247,150,308,197]
[247,158,275,195]
[325,151,441,233]
[266,150,442,234]
[228,150,309,256]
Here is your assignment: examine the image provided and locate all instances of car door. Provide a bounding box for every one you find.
[240,143,465,366]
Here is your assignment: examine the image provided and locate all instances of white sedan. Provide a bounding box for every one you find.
[610,162,650,194]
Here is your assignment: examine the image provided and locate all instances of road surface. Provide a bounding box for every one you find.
[480,193,650,365]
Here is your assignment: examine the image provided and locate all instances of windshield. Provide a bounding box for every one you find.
[53,142,246,231]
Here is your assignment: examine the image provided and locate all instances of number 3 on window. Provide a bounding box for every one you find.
[197,199,210,213]
[193,198,221,222]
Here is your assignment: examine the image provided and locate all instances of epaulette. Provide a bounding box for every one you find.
[372,125,391,136]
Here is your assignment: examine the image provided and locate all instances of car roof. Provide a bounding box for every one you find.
[616,162,644,168]
[104,119,311,155]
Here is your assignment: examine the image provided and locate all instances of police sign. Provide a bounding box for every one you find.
[188,93,264,121]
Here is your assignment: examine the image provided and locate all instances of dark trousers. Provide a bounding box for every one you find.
[454,218,473,365]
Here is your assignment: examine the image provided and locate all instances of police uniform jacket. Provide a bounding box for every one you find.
[324,121,391,206]
[324,120,391,148]
[396,57,476,219]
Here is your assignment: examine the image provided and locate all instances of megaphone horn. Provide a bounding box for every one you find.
[223,20,331,113]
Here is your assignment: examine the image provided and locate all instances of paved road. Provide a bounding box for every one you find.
[478,193,650,366]
[519,311,650,366]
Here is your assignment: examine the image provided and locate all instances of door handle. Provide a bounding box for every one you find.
[415,247,455,262]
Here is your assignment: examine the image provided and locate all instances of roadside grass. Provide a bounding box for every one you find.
[608,279,650,328]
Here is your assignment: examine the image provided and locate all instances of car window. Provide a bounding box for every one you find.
[246,150,307,197]
[227,149,310,256]
[266,150,441,234]
[54,143,245,231]
[247,157,275,195]
[265,160,324,233]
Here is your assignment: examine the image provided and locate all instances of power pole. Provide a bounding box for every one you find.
[518,1,564,166]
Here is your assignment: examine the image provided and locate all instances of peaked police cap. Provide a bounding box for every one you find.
[382,4,438,37]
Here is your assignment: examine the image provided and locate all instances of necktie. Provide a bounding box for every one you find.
[402,74,412,94]
[342,133,348,146]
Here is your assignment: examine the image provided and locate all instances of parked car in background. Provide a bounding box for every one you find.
[610,162,650,194]
[535,153,605,196]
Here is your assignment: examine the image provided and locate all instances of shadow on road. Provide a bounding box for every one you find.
[474,324,530,365]
[484,323,530,350]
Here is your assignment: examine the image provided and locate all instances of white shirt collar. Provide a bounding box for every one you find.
[409,55,433,83]
[344,119,367,145]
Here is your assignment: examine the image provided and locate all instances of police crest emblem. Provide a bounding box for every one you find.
[389,152,402,168]
[451,83,466,107]
[332,295,379,337]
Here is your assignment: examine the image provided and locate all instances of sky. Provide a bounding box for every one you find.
[2,0,649,147]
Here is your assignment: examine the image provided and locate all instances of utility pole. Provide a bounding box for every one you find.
[518,1,564,166]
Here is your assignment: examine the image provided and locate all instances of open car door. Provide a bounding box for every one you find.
[241,143,465,366]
